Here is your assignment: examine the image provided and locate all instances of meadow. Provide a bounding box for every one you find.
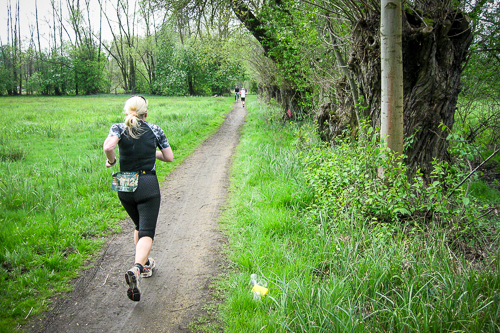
[0,95,230,331]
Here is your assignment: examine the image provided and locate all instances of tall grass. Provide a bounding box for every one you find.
[0,95,231,331]
[455,98,500,202]
[215,100,500,332]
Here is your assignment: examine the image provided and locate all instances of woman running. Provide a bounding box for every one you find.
[103,95,174,302]
[240,88,246,107]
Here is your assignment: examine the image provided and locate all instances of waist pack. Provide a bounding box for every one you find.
[111,172,139,192]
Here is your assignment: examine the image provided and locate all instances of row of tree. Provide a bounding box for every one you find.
[2,0,498,180]
[0,0,245,96]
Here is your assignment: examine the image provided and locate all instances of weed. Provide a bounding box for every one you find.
[0,146,26,162]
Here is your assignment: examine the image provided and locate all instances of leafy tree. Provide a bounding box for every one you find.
[192,0,472,179]
[44,49,73,95]
[71,42,109,95]
[153,30,189,96]
[25,71,44,94]
[153,31,244,96]
[231,0,319,113]
[0,45,17,95]
[313,0,473,181]
[189,37,243,95]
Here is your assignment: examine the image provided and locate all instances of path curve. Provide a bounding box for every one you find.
[27,103,246,333]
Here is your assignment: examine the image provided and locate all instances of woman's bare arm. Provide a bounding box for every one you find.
[103,136,119,167]
[156,147,174,162]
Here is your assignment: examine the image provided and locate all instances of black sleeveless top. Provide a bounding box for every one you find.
[107,121,170,172]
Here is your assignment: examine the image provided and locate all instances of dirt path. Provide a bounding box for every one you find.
[27,103,246,333]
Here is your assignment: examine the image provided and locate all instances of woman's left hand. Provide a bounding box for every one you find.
[106,158,116,168]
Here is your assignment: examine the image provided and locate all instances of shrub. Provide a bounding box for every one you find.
[302,124,493,244]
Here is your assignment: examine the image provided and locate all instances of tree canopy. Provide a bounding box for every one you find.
[1,0,498,179]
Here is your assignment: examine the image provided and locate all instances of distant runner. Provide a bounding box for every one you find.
[234,86,240,101]
[240,88,246,107]
[103,95,174,302]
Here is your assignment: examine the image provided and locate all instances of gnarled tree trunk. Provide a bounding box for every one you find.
[347,8,472,180]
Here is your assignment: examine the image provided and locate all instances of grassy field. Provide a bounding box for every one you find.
[2,95,499,332]
[0,95,231,331]
[209,100,500,332]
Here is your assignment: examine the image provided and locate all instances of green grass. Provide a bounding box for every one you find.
[0,94,231,331]
[215,100,500,332]
[469,181,500,204]
[455,98,500,190]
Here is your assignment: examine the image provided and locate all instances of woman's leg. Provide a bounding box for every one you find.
[134,232,153,265]
[134,188,160,266]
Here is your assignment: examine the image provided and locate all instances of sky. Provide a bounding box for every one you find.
[0,0,135,49]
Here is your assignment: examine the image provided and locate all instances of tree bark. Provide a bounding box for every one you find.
[16,0,22,95]
[230,0,273,57]
[379,0,404,178]
[326,19,361,129]
[347,8,472,180]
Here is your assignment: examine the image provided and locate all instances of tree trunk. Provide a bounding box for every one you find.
[17,0,22,95]
[347,9,472,180]
[231,0,307,118]
[36,0,41,55]
[380,0,403,156]
[129,55,136,93]
[75,69,79,95]
[187,73,195,95]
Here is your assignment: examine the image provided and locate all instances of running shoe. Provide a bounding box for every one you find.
[125,266,141,301]
[141,258,156,278]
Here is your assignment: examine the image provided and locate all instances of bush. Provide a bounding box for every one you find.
[302,124,494,244]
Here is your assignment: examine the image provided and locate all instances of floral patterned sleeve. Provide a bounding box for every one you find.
[108,123,125,139]
[146,123,170,149]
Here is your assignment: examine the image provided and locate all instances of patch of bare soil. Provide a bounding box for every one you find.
[26,103,247,333]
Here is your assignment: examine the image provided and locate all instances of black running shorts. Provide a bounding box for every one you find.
[117,174,160,240]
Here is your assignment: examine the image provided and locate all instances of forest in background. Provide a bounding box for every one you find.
[1,0,499,219]
[2,0,499,174]
[0,0,247,96]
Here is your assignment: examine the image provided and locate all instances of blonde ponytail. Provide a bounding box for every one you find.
[123,96,148,138]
